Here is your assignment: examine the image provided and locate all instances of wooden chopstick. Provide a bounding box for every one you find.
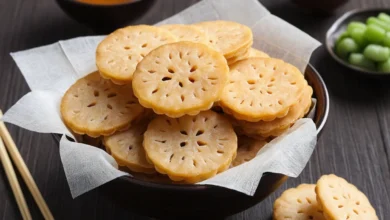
[0,136,32,220]
[0,110,54,220]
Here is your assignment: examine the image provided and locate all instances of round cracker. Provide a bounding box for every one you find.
[274,184,326,220]
[231,135,267,167]
[143,110,237,183]
[238,85,312,137]
[132,41,229,118]
[96,25,177,84]
[61,71,144,137]
[220,57,306,122]
[193,20,253,58]
[248,48,270,58]
[316,174,378,220]
[160,24,209,44]
[103,119,155,174]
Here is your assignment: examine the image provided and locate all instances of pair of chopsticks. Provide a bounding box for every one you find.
[0,110,54,220]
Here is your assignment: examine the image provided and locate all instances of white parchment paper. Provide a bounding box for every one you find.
[1,0,320,198]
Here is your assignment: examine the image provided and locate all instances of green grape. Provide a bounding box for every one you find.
[348,53,376,70]
[383,32,390,48]
[336,31,349,44]
[378,13,390,24]
[367,17,390,32]
[363,44,390,62]
[378,58,390,73]
[336,38,359,59]
[350,28,367,46]
[347,22,366,34]
[364,24,386,43]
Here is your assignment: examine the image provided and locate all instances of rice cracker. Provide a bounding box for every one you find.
[132,41,229,118]
[237,85,312,137]
[143,110,237,183]
[273,184,325,220]
[96,25,177,84]
[104,119,155,174]
[61,71,144,137]
[220,57,306,122]
[316,174,378,220]
[160,24,209,44]
[193,20,253,58]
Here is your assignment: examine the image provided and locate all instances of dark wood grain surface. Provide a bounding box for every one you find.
[0,0,389,219]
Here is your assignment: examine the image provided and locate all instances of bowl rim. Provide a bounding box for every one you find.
[52,63,329,193]
[325,8,390,76]
[114,63,330,192]
[62,0,146,8]
[311,63,329,135]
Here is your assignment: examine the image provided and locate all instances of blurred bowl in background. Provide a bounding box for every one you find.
[55,0,157,34]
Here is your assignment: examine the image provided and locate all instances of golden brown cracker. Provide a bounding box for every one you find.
[143,110,237,183]
[61,71,144,137]
[132,42,229,118]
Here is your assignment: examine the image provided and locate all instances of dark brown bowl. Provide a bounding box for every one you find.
[53,64,329,218]
[55,0,157,34]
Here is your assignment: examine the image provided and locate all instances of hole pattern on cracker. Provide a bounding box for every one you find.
[96,25,177,83]
[160,24,209,44]
[273,184,325,220]
[143,111,237,183]
[132,42,228,118]
[193,21,252,57]
[87,102,96,107]
[107,92,117,98]
[61,72,144,137]
[221,58,306,122]
[316,174,378,220]
[233,85,313,138]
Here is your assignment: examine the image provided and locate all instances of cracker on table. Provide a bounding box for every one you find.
[96,25,177,84]
[193,20,253,58]
[220,57,306,122]
[274,184,325,220]
[132,41,229,118]
[103,119,155,174]
[143,110,237,183]
[316,174,378,220]
[61,71,144,137]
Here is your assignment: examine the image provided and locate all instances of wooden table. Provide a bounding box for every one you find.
[0,0,389,219]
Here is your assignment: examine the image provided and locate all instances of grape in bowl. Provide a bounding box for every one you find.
[326,8,390,77]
